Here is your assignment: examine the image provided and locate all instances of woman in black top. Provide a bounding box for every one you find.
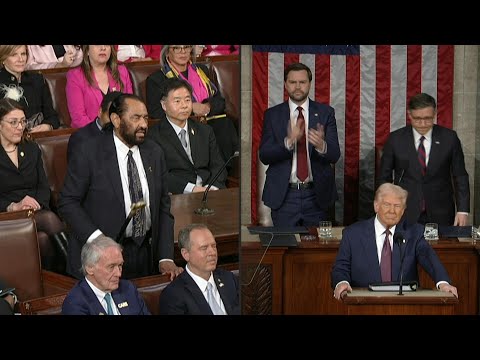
[0,98,66,271]
[0,45,60,133]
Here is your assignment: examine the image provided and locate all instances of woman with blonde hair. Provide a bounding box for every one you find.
[0,45,60,132]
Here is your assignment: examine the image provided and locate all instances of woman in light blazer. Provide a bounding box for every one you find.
[26,45,83,70]
[66,45,133,128]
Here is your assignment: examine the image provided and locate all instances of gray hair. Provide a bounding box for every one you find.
[160,45,198,68]
[80,235,122,276]
[177,223,210,251]
[375,183,408,206]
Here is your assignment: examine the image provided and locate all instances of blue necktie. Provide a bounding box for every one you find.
[104,293,114,315]
[206,282,224,315]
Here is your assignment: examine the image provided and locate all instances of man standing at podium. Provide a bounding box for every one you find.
[331,183,458,300]
[259,63,340,227]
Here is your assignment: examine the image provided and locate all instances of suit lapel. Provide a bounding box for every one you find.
[112,287,130,315]
[188,119,200,165]
[406,127,423,180]
[308,101,321,155]
[182,272,213,315]
[214,271,231,315]
[79,279,106,315]
[103,132,125,208]
[275,102,291,144]
[426,125,440,178]
[161,120,192,165]
[361,218,383,283]
[139,143,155,213]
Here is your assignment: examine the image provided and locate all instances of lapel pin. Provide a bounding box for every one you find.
[118,301,129,308]
[218,279,224,287]
[314,113,318,117]
[435,141,440,144]
[99,312,105,315]
[20,152,24,157]
[148,166,152,172]
[191,128,194,135]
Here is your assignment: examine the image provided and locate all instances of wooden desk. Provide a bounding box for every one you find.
[241,229,478,315]
[170,188,239,266]
[343,289,458,315]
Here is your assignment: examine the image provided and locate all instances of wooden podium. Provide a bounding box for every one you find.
[342,289,459,315]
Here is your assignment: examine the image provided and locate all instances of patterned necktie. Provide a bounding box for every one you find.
[380,229,392,282]
[179,129,187,148]
[127,150,146,245]
[418,136,427,176]
[104,293,114,315]
[206,282,224,315]
[296,106,308,182]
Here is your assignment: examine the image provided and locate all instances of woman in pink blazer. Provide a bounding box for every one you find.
[66,45,133,128]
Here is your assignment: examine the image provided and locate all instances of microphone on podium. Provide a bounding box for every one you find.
[393,232,407,295]
[116,200,147,245]
[195,151,239,215]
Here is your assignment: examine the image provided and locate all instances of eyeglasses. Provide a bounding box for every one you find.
[170,45,193,54]
[2,119,26,128]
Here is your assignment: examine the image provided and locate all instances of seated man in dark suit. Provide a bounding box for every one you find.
[159,224,240,315]
[148,78,226,195]
[62,235,150,315]
[67,91,123,160]
[331,183,458,300]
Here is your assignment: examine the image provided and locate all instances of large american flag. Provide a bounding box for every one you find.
[251,45,454,226]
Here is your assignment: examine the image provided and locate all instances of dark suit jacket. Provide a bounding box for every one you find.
[62,278,150,315]
[0,68,60,129]
[331,218,451,288]
[58,128,174,278]
[259,99,341,210]
[67,118,102,161]
[0,140,50,211]
[0,280,14,315]
[148,118,226,194]
[379,125,469,225]
[159,268,240,315]
[146,64,225,120]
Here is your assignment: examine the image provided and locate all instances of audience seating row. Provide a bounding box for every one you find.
[38,55,240,129]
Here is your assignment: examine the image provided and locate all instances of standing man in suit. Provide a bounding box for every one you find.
[62,236,150,315]
[67,91,122,160]
[148,78,226,195]
[259,62,341,227]
[379,93,469,226]
[159,224,240,315]
[59,94,182,280]
[331,183,458,300]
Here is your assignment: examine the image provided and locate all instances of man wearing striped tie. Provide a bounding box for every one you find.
[379,93,469,226]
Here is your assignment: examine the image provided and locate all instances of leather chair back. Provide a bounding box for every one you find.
[131,274,171,315]
[33,129,76,212]
[0,217,43,301]
[41,68,71,127]
[127,61,162,102]
[210,58,240,128]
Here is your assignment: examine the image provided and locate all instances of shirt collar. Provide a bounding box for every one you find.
[166,116,188,136]
[185,264,214,292]
[113,131,139,159]
[288,97,309,114]
[412,126,433,143]
[374,215,397,236]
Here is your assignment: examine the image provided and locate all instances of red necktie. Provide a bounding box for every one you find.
[296,107,308,182]
[380,229,392,282]
[417,136,426,212]
[418,136,427,176]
